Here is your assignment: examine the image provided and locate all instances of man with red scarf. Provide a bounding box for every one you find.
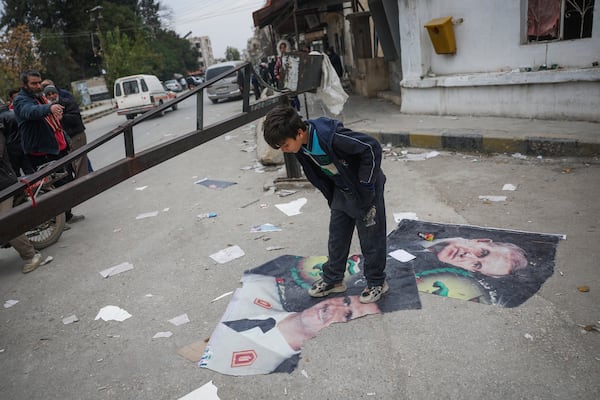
[13,70,84,223]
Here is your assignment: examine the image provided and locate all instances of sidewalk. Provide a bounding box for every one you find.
[80,99,116,123]
[336,93,600,157]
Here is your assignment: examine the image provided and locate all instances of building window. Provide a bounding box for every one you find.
[527,0,595,42]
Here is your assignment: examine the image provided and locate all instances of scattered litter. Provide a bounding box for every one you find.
[197,212,218,219]
[179,340,208,363]
[577,285,590,293]
[393,212,418,223]
[177,380,220,400]
[99,262,134,278]
[0,349,4,353]
[275,198,307,216]
[95,306,132,322]
[562,167,573,174]
[402,151,440,161]
[195,178,237,189]
[224,135,235,141]
[113,228,122,233]
[301,369,309,379]
[4,299,19,308]
[240,199,259,208]
[145,294,154,297]
[162,208,170,212]
[210,291,233,303]
[367,393,376,396]
[418,232,435,241]
[266,246,285,251]
[250,223,282,233]
[577,324,600,332]
[511,153,527,160]
[559,271,564,276]
[389,249,416,262]
[478,195,507,202]
[135,186,148,191]
[210,245,245,264]
[136,211,159,219]
[152,331,173,339]
[277,189,297,197]
[502,184,517,191]
[241,145,257,153]
[537,155,543,159]
[524,333,534,341]
[169,313,190,326]
[40,256,53,266]
[260,203,269,208]
[62,315,79,325]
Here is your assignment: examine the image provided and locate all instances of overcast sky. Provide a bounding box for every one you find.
[164,0,266,59]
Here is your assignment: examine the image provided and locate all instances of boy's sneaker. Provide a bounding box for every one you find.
[308,278,347,297]
[360,280,389,303]
[22,252,42,274]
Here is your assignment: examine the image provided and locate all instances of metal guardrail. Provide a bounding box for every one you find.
[0,62,304,244]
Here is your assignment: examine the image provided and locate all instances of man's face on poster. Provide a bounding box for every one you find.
[434,238,523,277]
[298,295,379,337]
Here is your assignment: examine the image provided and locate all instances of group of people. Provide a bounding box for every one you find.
[1,70,89,274]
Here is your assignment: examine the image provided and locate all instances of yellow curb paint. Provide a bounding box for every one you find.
[408,133,441,149]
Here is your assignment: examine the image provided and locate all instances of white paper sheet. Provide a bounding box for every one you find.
[62,315,79,325]
[502,184,517,191]
[136,211,159,219]
[209,245,245,264]
[95,306,132,322]
[478,195,507,202]
[178,381,220,400]
[389,249,416,262]
[3,299,18,308]
[168,313,190,326]
[152,331,173,339]
[275,198,307,216]
[99,262,134,278]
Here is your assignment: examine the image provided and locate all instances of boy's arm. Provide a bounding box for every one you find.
[333,127,382,185]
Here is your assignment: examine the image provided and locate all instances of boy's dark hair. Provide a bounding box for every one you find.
[263,105,306,149]
[20,70,41,85]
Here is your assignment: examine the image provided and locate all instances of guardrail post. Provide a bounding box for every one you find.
[242,64,251,113]
[196,88,204,130]
[124,125,135,157]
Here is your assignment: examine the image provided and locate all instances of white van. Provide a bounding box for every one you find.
[205,61,245,103]
[114,74,177,119]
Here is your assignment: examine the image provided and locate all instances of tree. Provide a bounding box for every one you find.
[225,46,241,61]
[0,24,43,99]
[100,27,162,94]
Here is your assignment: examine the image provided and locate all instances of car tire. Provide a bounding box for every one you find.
[210,99,218,104]
[126,114,135,120]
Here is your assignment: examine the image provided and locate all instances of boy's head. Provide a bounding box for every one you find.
[263,105,307,153]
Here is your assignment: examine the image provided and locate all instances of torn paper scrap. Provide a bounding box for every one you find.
[99,262,134,278]
[177,380,220,400]
[169,313,190,326]
[3,299,19,308]
[266,246,285,251]
[136,211,159,219]
[502,184,517,191]
[275,197,307,216]
[40,256,53,266]
[135,186,148,191]
[210,291,233,303]
[152,331,173,339]
[250,223,282,233]
[393,212,418,223]
[95,306,132,322]
[404,151,440,161]
[62,315,79,325]
[209,245,245,264]
[478,195,507,202]
[389,249,416,262]
[194,178,237,190]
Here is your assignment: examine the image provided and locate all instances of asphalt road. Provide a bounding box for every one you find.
[1,93,599,399]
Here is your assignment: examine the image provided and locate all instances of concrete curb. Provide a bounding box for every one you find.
[365,129,600,157]
[82,108,116,124]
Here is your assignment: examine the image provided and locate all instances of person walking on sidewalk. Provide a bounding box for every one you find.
[0,118,44,273]
[263,105,388,303]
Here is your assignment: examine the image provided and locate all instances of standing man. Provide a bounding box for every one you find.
[44,85,89,179]
[263,106,388,303]
[13,70,84,223]
[0,110,44,273]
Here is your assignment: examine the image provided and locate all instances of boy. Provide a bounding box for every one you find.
[263,105,388,303]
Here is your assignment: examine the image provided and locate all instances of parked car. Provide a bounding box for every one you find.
[164,79,183,92]
[186,75,203,88]
[205,61,245,103]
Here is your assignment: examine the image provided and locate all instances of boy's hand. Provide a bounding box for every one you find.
[358,182,375,210]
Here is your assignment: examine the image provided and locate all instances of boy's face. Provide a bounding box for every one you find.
[278,129,305,153]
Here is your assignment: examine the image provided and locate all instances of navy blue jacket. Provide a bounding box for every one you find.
[295,117,384,208]
[13,88,58,155]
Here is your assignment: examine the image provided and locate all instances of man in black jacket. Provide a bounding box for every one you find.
[0,100,34,176]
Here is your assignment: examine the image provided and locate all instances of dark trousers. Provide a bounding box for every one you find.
[28,150,75,219]
[322,176,387,287]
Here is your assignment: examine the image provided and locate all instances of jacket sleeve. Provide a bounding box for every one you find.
[332,126,382,186]
[61,98,83,132]
[13,96,51,121]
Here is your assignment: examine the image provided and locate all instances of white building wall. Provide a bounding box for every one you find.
[397,0,600,121]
